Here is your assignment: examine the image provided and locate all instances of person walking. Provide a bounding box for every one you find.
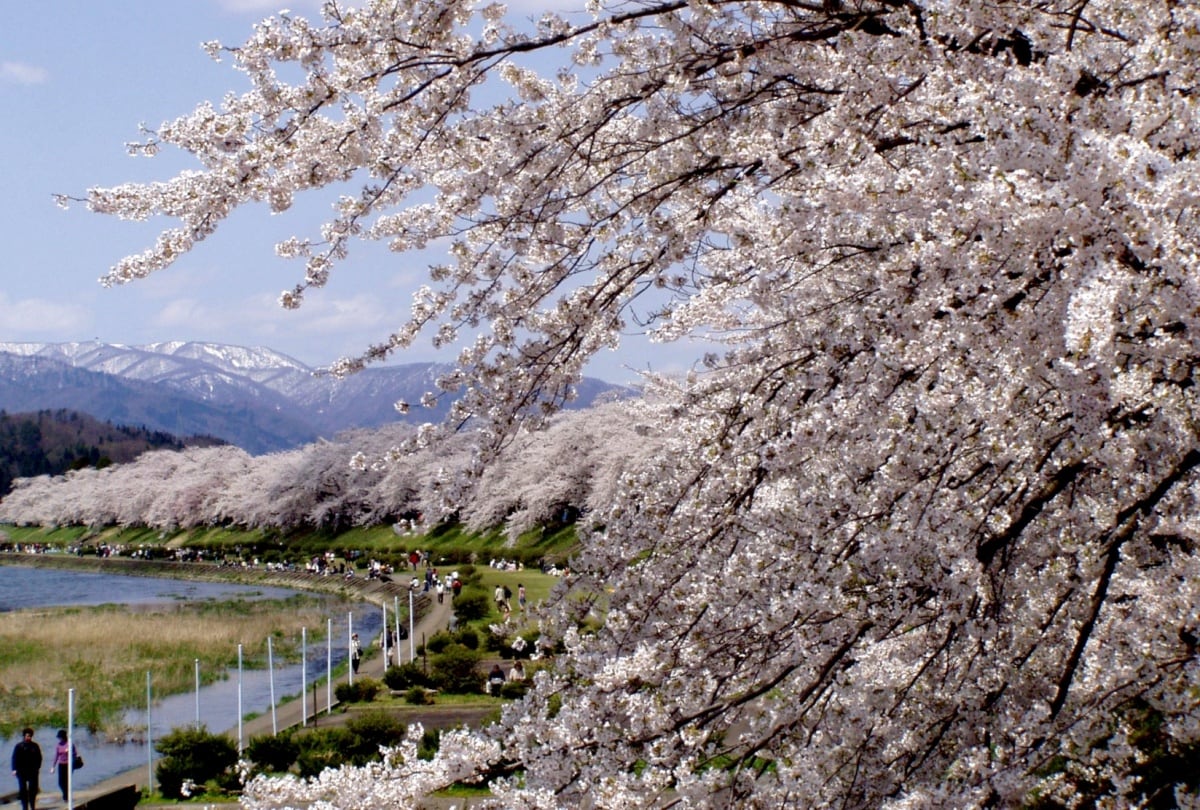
[350,633,362,674]
[49,729,76,802]
[11,727,41,810]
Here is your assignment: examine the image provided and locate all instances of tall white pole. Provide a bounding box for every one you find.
[68,688,75,810]
[237,645,244,753]
[409,589,415,662]
[194,659,201,728]
[146,671,154,794]
[394,596,401,666]
[268,636,277,735]
[145,672,153,796]
[301,628,308,727]
[326,617,332,715]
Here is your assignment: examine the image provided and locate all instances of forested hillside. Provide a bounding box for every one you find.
[0,409,221,496]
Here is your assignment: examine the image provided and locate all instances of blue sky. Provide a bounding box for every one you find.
[0,0,691,384]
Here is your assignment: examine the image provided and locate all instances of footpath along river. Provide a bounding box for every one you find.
[0,559,402,792]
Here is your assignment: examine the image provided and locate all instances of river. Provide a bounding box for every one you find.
[0,565,386,790]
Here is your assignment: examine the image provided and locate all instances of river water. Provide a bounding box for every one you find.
[0,565,386,790]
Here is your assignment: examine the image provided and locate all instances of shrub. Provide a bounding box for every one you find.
[418,728,441,760]
[154,725,238,800]
[335,676,382,704]
[344,709,406,764]
[384,662,432,690]
[290,712,406,775]
[424,631,453,654]
[294,728,354,778]
[405,686,433,705]
[429,643,484,694]
[245,732,299,774]
[452,587,491,623]
[499,681,529,700]
[484,629,510,654]
[454,627,480,649]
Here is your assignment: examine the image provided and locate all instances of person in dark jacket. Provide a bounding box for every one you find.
[10,727,42,810]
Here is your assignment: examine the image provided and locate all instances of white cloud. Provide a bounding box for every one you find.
[0,294,91,333]
[147,290,395,351]
[262,292,395,335]
[150,298,212,330]
[1,61,48,85]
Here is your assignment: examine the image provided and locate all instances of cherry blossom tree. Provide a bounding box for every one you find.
[462,401,663,538]
[74,0,1200,806]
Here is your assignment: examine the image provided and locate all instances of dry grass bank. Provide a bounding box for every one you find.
[0,595,342,737]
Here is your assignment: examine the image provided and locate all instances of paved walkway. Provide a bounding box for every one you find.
[1,562,457,810]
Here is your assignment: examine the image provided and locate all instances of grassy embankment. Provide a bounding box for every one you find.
[1,521,579,571]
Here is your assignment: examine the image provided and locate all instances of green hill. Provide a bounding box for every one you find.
[0,408,222,496]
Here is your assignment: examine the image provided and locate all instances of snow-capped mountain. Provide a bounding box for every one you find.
[0,341,627,454]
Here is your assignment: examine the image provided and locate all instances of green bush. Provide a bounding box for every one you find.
[484,628,507,653]
[452,587,491,623]
[154,756,192,800]
[499,681,529,700]
[429,643,484,694]
[418,728,441,760]
[424,631,453,654]
[384,662,432,690]
[295,728,355,778]
[245,731,299,774]
[289,713,405,776]
[454,627,480,649]
[344,709,406,764]
[153,725,239,800]
[335,676,382,704]
[405,686,433,705]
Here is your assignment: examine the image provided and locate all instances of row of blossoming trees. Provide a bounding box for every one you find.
[0,402,655,539]
[45,0,1200,805]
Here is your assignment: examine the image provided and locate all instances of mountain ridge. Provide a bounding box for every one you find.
[0,341,628,454]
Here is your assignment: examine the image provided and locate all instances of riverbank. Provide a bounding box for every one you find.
[0,553,453,810]
[0,597,462,810]
[0,550,427,612]
[0,551,434,735]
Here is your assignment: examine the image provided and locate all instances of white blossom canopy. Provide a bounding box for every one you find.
[78,0,1200,806]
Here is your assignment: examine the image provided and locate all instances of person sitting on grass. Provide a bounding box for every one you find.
[488,664,505,695]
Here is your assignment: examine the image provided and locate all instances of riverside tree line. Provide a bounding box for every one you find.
[0,402,655,539]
